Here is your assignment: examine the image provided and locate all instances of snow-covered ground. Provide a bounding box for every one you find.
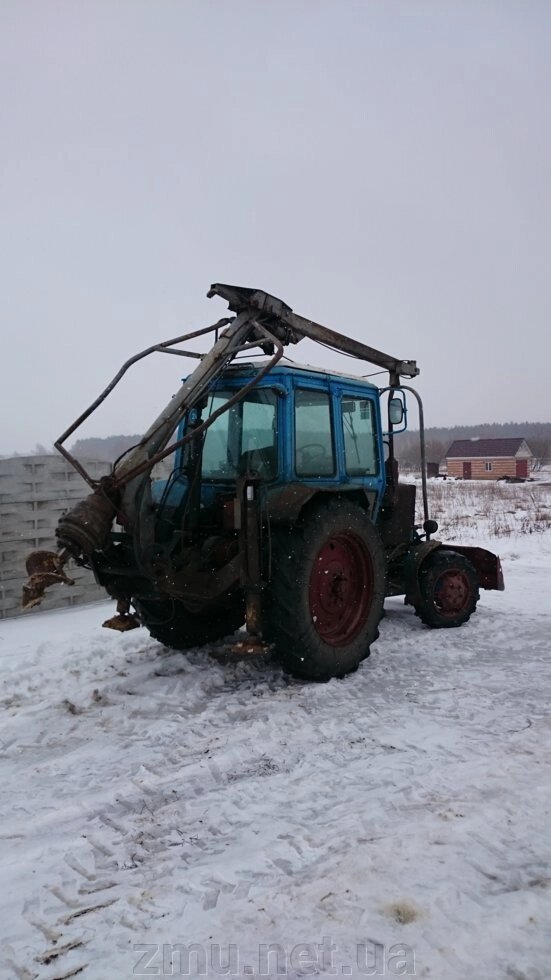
[1,483,550,980]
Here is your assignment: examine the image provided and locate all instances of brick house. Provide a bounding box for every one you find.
[444,438,533,480]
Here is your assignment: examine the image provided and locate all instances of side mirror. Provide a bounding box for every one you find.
[388,397,404,425]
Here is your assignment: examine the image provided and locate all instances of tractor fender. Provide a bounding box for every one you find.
[404,540,505,604]
[267,484,377,525]
[438,544,505,591]
[403,540,442,605]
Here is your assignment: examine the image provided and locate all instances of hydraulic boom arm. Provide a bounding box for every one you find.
[207,284,419,385]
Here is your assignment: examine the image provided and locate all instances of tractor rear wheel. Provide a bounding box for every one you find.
[264,500,386,681]
[414,550,479,628]
[134,597,244,650]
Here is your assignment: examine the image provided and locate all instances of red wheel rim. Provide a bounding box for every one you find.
[433,569,472,616]
[309,533,374,645]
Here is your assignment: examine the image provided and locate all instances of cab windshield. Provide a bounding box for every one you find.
[200,388,278,480]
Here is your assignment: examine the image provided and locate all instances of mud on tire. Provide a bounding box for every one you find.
[263,499,386,681]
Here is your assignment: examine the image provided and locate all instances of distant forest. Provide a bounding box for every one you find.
[72,420,551,471]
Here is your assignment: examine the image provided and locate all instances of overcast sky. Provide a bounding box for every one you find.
[1,0,550,454]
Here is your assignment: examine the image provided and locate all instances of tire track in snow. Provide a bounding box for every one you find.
[2,584,551,979]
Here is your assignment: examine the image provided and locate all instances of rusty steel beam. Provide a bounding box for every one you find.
[207,284,419,383]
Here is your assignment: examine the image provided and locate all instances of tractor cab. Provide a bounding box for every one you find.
[151,362,391,535]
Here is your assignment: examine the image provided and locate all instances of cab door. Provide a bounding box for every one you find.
[335,387,386,516]
[293,382,338,482]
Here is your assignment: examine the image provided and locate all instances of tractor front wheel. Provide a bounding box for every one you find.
[414,550,479,628]
[264,500,386,681]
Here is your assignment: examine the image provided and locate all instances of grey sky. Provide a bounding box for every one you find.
[1,0,550,454]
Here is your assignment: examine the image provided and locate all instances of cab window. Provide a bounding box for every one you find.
[295,389,335,476]
[201,388,278,480]
[342,396,379,475]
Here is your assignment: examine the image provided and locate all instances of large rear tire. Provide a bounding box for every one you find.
[414,550,479,628]
[263,500,386,681]
[134,597,244,650]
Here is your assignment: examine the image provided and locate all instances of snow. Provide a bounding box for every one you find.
[1,496,551,979]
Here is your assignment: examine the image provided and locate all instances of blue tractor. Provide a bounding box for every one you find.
[23,285,503,681]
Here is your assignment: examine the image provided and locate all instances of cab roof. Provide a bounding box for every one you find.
[221,358,379,390]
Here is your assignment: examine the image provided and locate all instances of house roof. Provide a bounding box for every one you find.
[446,437,531,459]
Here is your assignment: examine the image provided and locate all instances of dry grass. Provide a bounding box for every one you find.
[410,478,551,539]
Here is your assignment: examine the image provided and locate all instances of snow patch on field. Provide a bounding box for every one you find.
[421,477,551,543]
[1,495,550,978]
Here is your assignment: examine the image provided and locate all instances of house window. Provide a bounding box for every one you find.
[485,462,493,472]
